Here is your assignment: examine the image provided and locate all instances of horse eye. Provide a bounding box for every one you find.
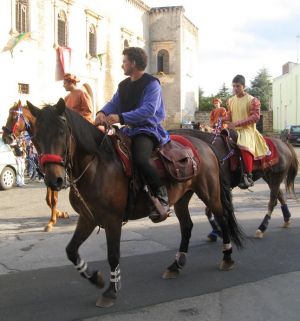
[59,129,64,135]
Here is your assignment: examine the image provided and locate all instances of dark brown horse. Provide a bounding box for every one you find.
[2,101,69,231]
[170,128,299,239]
[27,98,244,307]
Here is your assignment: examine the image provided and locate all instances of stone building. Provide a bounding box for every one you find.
[272,62,300,131]
[0,0,199,129]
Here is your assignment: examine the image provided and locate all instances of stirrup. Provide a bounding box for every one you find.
[238,174,254,189]
[149,208,172,223]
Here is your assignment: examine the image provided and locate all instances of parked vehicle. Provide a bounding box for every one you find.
[0,138,17,190]
[280,125,300,145]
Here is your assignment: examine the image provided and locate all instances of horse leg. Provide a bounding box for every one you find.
[205,207,223,242]
[52,191,69,219]
[96,220,122,308]
[44,188,69,232]
[278,189,292,228]
[65,215,104,288]
[162,191,194,280]
[255,182,280,239]
[213,211,235,271]
[44,187,57,232]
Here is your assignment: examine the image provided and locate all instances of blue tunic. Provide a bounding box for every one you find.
[101,76,170,145]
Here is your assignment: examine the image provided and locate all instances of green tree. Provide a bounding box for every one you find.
[248,68,272,111]
[198,87,214,111]
[216,83,231,106]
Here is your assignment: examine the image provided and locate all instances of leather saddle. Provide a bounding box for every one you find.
[219,129,279,171]
[110,131,200,182]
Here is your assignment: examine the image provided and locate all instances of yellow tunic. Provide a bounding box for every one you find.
[228,94,269,159]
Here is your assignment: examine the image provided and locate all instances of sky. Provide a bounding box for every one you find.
[147,0,300,95]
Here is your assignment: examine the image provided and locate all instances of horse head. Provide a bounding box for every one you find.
[27,98,69,191]
[2,100,33,144]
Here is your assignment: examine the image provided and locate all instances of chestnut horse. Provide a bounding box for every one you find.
[171,128,298,239]
[27,98,244,307]
[2,101,69,231]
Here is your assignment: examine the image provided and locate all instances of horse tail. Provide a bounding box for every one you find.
[285,142,299,196]
[219,166,245,249]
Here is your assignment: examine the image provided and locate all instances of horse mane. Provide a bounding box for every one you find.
[40,106,112,155]
[64,108,114,155]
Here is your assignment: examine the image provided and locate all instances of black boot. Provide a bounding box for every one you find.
[238,173,254,189]
[149,186,172,223]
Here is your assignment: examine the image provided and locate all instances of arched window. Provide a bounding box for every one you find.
[124,39,129,49]
[16,0,29,33]
[58,10,67,47]
[157,49,170,74]
[89,24,97,57]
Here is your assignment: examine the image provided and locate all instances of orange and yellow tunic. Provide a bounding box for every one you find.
[210,107,228,129]
[65,89,93,123]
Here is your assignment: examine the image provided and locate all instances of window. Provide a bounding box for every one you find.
[18,83,29,94]
[16,0,29,33]
[89,24,97,57]
[124,39,129,49]
[157,49,170,74]
[58,10,67,47]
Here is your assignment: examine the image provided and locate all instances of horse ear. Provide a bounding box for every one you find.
[55,98,66,116]
[26,101,41,117]
[17,100,22,107]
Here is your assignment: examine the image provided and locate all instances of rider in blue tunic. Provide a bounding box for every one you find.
[95,47,170,223]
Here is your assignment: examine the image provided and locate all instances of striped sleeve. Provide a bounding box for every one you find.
[234,97,261,127]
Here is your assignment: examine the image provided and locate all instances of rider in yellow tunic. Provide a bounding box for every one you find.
[225,75,269,189]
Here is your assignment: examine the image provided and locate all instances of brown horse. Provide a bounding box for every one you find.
[2,101,69,232]
[170,128,299,239]
[27,98,245,307]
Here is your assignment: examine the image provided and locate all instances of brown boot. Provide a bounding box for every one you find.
[149,186,172,223]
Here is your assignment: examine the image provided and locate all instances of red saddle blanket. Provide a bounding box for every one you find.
[111,133,200,181]
[230,137,279,171]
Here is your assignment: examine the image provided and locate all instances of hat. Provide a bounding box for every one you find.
[212,98,222,104]
[63,73,80,83]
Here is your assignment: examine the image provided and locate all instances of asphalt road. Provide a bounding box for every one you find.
[0,147,299,321]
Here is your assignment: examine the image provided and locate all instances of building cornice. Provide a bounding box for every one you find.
[126,0,150,12]
[84,9,103,20]
[150,6,184,14]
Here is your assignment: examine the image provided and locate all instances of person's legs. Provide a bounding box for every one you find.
[239,150,254,188]
[132,135,161,193]
[132,135,170,222]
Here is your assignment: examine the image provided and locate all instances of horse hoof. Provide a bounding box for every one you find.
[44,225,53,232]
[96,296,115,308]
[219,260,235,271]
[282,220,291,228]
[62,211,69,219]
[162,269,179,279]
[207,235,217,242]
[254,229,264,238]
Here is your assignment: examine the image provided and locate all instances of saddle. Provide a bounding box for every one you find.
[110,131,200,182]
[219,129,279,171]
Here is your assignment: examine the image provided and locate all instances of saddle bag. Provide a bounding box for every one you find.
[158,140,198,182]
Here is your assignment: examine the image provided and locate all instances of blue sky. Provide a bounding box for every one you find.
[147,0,300,95]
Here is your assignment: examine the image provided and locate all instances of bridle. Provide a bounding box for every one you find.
[38,113,98,223]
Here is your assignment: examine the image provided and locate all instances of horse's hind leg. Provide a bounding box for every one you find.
[44,188,69,232]
[65,215,104,288]
[163,191,194,280]
[255,179,281,239]
[278,189,292,228]
[96,218,122,308]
